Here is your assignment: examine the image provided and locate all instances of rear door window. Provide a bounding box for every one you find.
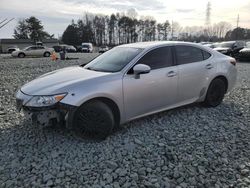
[175,46,204,65]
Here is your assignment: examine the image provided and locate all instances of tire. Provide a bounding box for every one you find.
[73,100,115,139]
[204,78,226,107]
[44,52,51,57]
[18,53,25,58]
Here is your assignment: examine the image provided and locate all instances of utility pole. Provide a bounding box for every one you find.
[205,1,211,26]
[236,14,239,28]
[171,20,174,40]
[236,14,239,40]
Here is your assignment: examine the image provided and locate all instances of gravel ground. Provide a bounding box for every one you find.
[0,54,249,188]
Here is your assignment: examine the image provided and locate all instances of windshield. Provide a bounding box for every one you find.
[23,46,31,50]
[218,42,234,48]
[85,47,143,72]
[82,45,89,48]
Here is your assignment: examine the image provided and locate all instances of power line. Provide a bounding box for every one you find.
[0,19,8,25]
[0,18,14,29]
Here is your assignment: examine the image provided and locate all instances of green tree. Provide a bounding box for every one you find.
[26,16,51,41]
[62,20,79,45]
[13,16,52,41]
[13,19,29,39]
[225,27,248,40]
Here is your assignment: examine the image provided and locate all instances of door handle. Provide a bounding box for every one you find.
[206,64,213,69]
[167,71,177,77]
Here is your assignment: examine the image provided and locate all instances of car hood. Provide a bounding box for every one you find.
[213,47,230,51]
[12,50,23,54]
[240,48,250,52]
[21,66,111,95]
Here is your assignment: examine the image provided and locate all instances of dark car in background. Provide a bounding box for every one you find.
[53,45,77,53]
[52,45,62,52]
[238,42,250,61]
[64,45,77,53]
[214,41,245,57]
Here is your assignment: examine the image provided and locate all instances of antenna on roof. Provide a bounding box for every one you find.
[0,18,14,29]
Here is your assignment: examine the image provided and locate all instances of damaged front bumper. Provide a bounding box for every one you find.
[16,90,77,128]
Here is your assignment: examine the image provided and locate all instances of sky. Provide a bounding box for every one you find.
[0,0,250,38]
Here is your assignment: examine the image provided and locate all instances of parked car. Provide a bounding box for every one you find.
[16,41,237,139]
[99,46,109,53]
[7,46,20,53]
[52,45,62,52]
[238,42,250,61]
[65,45,77,53]
[53,45,77,53]
[81,43,93,53]
[204,42,219,49]
[12,46,54,58]
[75,46,83,52]
[214,41,245,57]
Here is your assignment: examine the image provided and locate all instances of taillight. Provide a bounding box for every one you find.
[230,59,236,66]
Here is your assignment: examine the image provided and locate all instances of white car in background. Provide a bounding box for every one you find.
[12,46,54,58]
[81,43,93,53]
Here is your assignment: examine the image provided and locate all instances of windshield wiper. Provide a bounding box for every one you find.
[85,67,115,73]
[85,67,97,71]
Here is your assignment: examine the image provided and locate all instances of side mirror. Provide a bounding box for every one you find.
[133,64,151,79]
[233,44,237,49]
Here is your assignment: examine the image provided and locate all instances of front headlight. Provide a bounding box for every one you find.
[25,93,67,107]
[220,50,228,53]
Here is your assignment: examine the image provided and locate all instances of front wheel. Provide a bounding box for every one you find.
[203,78,226,107]
[73,101,115,139]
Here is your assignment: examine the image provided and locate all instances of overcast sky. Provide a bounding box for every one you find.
[0,0,250,38]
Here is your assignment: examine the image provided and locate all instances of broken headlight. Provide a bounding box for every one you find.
[25,93,67,107]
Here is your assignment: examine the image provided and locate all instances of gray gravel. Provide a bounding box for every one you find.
[0,53,250,187]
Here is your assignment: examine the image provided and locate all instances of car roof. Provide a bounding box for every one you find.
[119,41,204,50]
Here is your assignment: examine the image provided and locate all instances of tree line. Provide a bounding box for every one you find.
[61,11,172,46]
[13,14,250,45]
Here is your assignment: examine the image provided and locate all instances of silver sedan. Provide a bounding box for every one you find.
[16,41,237,139]
[12,45,54,58]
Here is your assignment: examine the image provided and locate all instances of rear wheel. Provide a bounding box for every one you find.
[204,78,226,107]
[73,101,115,139]
[18,53,25,58]
[44,52,51,57]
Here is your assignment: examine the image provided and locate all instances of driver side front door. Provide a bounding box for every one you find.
[123,46,178,121]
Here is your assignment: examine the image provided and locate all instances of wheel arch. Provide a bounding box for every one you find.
[78,97,121,126]
[211,75,228,93]
[44,51,51,56]
[18,52,25,57]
